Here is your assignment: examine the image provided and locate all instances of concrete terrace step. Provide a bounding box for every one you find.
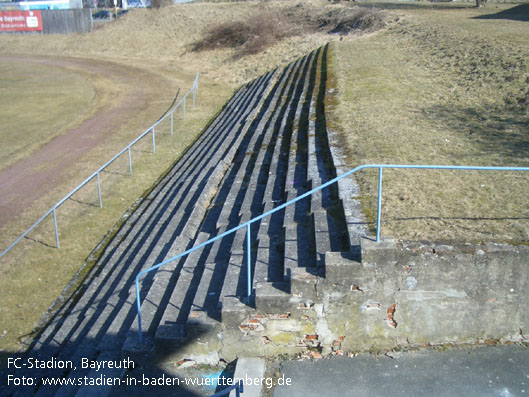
[5,71,278,397]
[30,87,272,397]
[255,55,315,286]
[110,65,284,356]
[122,231,211,358]
[151,56,306,348]
[218,59,310,306]
[239,58,308,288]
[310,45,350,256]
[35,69,272,362]
[58,75,278,394]
[123,71,282,349]
[217,54,318,318]
[2,44,366,396]
[153,233,214,343]
[283,52,316,275]
[147,47,353,358]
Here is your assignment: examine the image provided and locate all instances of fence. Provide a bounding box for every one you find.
[0,73,199,261]
[41,9,92,34]
[134,163,529,343]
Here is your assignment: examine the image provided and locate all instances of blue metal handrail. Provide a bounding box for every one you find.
[0,73,199,260]
[134,163,529,343]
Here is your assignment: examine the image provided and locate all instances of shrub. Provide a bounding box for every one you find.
[193,5,387,57]
[319,7,386,34]
[193,10,295,56]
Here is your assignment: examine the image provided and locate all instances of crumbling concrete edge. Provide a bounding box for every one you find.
[158,238,529,367]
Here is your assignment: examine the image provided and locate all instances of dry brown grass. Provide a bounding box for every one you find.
[0,0,371,356]
[0,62,96,171]
[0,1,388,87]
[328,2,529,243]
[0,74,231,355]
[6,0,520,357]
[0,51,232,356]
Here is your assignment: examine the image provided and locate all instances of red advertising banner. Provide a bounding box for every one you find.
[0,10,43,32]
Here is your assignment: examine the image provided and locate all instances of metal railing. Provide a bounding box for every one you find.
[135,164,529,343]
[0,73,199,260]
[132,163,529,343]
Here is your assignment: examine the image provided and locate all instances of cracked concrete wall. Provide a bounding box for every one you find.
[155,240,529,365]
[242,240,529,358]
[334,239,529,350]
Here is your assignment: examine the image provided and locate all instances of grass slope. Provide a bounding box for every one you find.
[0,0,374,356]
[329,2,529,242]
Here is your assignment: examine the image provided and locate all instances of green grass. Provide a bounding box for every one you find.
[328,2,529,242]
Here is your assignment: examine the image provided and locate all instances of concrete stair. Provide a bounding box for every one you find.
[2,45,367,397]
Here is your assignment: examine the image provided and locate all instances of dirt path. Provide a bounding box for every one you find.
[0,55,172,227]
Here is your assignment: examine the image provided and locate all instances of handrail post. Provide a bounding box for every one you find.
[97,172,103,208]
[53,208,60,249]
[376,167,383,243]
[128,146,133,176]
[0,72,201,261]
[129,162,529,346]
[247,224,251,303]
[192,81,196,108]
[136,276,143,344]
